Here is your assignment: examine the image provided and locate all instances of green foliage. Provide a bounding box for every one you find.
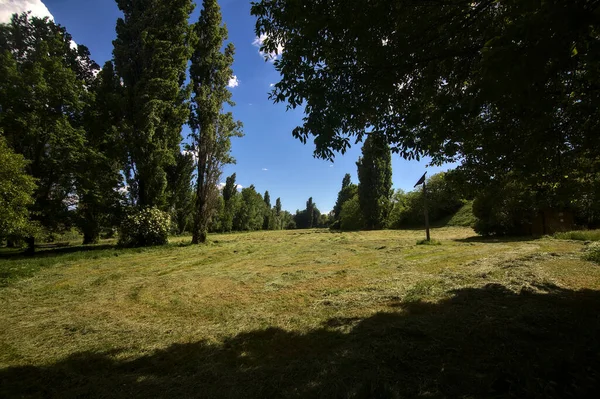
[554,230,600,242]
[0,136,36,238]
[113,0,195,208]
[220,173,240,233]
[339,196,364,231]
[472,180,537,236]
[0,13,95,240]
[294,197,321,229]
[251,0,600,207]
[333,174,357,223]
[357,134,392,230]
[223,173,238,203]
[165,151,195,235]
[77,60,126,244]
[390,173,463,228]
[262,191,272,230]
[235,185,265,231]
[118,207,171,248]
[189,0,243,243]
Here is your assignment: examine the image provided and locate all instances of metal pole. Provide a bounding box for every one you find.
[423,181,430,241]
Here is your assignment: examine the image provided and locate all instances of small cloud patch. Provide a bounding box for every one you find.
[228,75,239,88]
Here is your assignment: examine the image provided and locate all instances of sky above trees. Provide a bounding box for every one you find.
[0,0,453,212]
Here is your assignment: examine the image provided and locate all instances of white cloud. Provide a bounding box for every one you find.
[0,1,81,51]
[0,0,53,23]
[269,83,275,87]
[253,33,284,62]
[227,75,239,88]
[217,182,243,191]
[262,168,268,171]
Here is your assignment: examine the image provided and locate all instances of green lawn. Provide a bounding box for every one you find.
[1,228,599,398]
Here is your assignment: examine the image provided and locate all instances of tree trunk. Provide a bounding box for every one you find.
[25,236,35,255]
[83,231,99,245]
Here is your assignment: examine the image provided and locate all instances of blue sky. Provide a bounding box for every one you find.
[1,0,454,213]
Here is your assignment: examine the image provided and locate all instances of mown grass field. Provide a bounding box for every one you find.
[1,227,600,398]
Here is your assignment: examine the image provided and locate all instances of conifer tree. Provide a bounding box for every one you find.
[189,0,243,244]
[357,133,393,229]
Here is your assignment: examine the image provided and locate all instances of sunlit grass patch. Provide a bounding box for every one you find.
[554,229,600,241]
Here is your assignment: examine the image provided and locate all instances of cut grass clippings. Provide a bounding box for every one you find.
[1,227,600,398]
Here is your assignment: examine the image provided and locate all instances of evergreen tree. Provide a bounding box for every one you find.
[0,13,96,252]
[333,173,357,222]
[189,0,243,244]
[357,133,393,229]
[113,0,194,208]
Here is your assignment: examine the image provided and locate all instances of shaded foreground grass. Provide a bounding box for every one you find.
[1,228,600,398]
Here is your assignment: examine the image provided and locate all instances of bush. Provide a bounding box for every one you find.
[583,242,600,264]
[118,207,171,247]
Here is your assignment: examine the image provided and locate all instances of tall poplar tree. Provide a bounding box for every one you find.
[263,190,272,230]
[357,133,393,229]
[333,173,357,222]
[274,197,283,229]
[113,0,194,208]
[189,0,243,244]
[221,173,239,233]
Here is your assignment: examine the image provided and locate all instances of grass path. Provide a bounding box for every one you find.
[1,228,599,398]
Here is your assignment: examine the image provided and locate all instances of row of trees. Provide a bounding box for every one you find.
[168,171,328,234]
[0,1,244,250]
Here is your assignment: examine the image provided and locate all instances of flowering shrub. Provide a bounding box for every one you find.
[118,207,171,247]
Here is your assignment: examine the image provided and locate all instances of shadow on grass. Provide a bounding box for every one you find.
[0,244,117,260]
[2,284,599,398]
[454,235,540,244]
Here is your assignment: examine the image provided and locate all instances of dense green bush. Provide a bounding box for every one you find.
[118,207,171,247]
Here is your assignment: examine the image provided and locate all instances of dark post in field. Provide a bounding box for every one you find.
[414,172,430,242]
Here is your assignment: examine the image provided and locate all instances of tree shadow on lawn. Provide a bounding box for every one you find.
[2,284,599,398]
[454,235,541,244]
[0,244,117,260]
